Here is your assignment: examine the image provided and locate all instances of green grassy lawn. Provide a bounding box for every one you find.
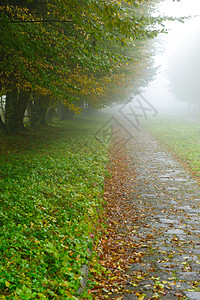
[0,115,109,299]
[147,119,200,177]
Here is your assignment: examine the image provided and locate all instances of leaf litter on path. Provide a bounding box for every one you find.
[88,130,200,300]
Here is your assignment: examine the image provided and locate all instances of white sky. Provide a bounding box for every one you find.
[156,0,200,18]
[141,0,200,115]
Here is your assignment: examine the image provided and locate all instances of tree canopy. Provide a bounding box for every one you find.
[0,0,164,132]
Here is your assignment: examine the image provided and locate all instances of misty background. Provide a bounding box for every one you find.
[142,0,200,120]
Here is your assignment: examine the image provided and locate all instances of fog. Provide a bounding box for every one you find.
[142,0,200,119]
[101,0,200,125]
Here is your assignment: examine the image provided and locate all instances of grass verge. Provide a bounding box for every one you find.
[147,120,200,177]
[0,116,109,299]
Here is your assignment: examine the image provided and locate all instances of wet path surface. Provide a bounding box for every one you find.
[123,130,200,300]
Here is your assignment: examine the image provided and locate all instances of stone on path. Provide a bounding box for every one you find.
[119,130,200,299]
[184,292,200,300]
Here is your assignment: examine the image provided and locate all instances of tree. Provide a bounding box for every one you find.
[0,0,164,133]
[168,31,200,111]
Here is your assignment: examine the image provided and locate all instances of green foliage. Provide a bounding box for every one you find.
[0,117,109,298]
[0,0,162,102]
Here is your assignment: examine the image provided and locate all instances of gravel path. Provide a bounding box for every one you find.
[122,130,200,300]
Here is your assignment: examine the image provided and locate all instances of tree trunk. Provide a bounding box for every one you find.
[28,101,39,127]
[38,106,48,125]
[57,104,75,120]
[5,88,18,134]
[5,88,29,133]
[85,103,96,116]
[17,90,29,130]
[45,107,55,123]
[0,115,6,132]
[29,95,50,127]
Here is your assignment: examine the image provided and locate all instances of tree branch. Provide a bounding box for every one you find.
[7,19,72,23]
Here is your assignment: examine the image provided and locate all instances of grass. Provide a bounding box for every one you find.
[0,115,110,299]
[147,118,200,177]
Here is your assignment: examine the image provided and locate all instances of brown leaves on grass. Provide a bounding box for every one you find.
[88,143,146,299]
